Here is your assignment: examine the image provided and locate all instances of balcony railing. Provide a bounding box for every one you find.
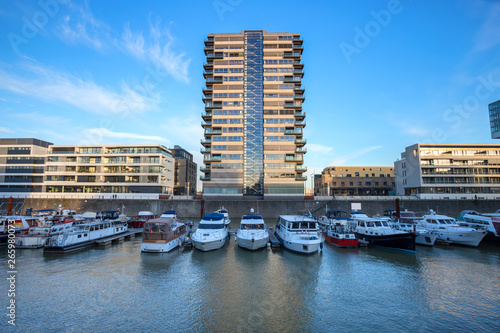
[295,165,307,172]
[203,156,222,162]
[295,138,307,145]
[294,111,305,118]
[200,175,211,181]
[294,121,306,127]
[201,139,211,145]
[206,77,223,85]
[285,155,303,162]
[204,129,222,135]
[206,53,223,59]
[284,102,303,108]
[283,52,302,58]
[295,148,307,154]
[283,76,302,83]
[285,129,303,135]
[295,175,307,181]
[205,102,223,109]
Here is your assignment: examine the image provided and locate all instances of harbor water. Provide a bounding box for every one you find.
[1,219,500,332]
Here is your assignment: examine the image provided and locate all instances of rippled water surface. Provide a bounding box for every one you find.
[1,220,499,332]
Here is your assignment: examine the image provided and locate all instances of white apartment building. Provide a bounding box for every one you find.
[395,143,500,199]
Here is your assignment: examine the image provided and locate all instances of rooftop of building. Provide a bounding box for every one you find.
[0,138,53,147]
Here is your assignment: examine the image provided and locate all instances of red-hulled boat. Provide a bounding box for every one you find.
[129,211,156,229]
[323,224,359,248]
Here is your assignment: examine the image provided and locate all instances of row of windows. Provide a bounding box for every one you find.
[264,136,295,141]
[264,110,296,115]
[223,101,243,106]
[264,76,284,81]
[223,76,243,81]
[332,181,392,187]
[264,118,294,124]
[213,119,242,124]
[264,60,294,64]
[265,154,286,160]
[264,94,294,98]
[263,44,292,49]
[264,68,294,73]
[264,163,295,169]
[213,145,227,151]
[214,68,243,73]
[221,154,242,160]
[265,172,296,178]
[264,127,285,133]
[212,136,243,142]
[46,156,162,164]
[213,110,243,115]
[211,163,242,169]
[334,173,392,178]
[213,93,243,98]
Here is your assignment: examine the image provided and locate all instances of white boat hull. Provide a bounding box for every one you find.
[282,238,321,254]
[436,230,487,247]
[415,233,438,246]
[141,234,186,253]
[192,236,228,252]
[237,236,268,250]
[15,235,46,248]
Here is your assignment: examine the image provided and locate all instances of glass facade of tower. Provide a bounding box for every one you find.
[489,99,500,139]
[243,31,264,195]
[201,30,306,197]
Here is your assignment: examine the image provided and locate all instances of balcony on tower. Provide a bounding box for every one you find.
[201,121,212,128]
[204,128,222,136]
[283,76,302,84]
[203,155,221,163]
[294,94,305,102]
[201,138,212,146]
[206,76,223,85]
[285,128,303,136]
[295,165,307,173]
[294,120,306,127]
[294,111,305,120]
[200,147,211,154]
[206,52,223,60]
[295,175,307,181]
[205,101,223,110]
[200,165,211,173]
[201,111,212,120]
[284,101,303,109]
[295,138,307,146]
[295,147,307,154]
[200,174,211,181]
[283,51,302,59]
[285,155,304,163]
[203,70,214,78]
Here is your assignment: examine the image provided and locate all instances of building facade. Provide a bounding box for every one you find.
[172,145,197,196]
[489,99,500,139]
[201,30,306,198]
[44,144,175,196]
[0,138,52,194]
[395,143,500,198]
[316,166,395,196]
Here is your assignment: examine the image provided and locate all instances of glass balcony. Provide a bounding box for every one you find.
[201,139,211,146]
[284,102,303,109]
[200,175,211,181]
[206,53,223,59]
[200,147,211,153]
[201,112,212,119]
[285,129,303,136]
[295,138,307,146]
[295,175,307,181]
[295,147,307,154]
[294,111,306,119]
[201,121,212,128]
[283,52,302,58]
[200,165,211,172]
[294,94,305,101]
[294,120,306,127]
[285,155,303,162]
[206,77,223,85]
[283,76,302,83]
[205,101,222,109]
[203,155,222,163]
[204,129,222,135]
[295,165,307,172]
[203,70,213,77]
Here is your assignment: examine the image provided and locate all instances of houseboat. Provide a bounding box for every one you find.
[141,217,188,253]
[274,215,322,254]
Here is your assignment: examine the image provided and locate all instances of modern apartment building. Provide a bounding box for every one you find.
[316,166,395,196]
[395,143,500,198]
[489,99,500,139]
[44,144,175,196]
[0,138,52,193]
[201,30,306,198]
[172,145,197,196]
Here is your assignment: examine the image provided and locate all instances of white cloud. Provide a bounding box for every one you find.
[81,128,169,145]
[330,145,383,165]
[0,64,157,114]
[56,2,110,51]
[0,127,14,133]
[121,18,191,83]
[307,143,334,154]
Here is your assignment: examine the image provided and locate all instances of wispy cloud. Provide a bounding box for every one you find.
[82,128,169,144]
[0,127,14,133]
[307,143,334,154]
[0,64,158,114]
[330,145,383,165]
[473,3,500,52]
[121,18,191,83]
[56,2,110,51]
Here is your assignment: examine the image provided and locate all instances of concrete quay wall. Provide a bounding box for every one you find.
[1,197,499,220]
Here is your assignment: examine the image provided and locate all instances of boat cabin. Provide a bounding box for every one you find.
[198,213,225,230]
[142,218,187,240]
[240,214,265,230]
[278,215,318,231]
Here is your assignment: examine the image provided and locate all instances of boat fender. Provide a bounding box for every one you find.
[38,221,45,228]
[320,242,323,250]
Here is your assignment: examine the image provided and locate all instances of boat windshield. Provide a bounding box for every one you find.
[144,223,168,232]
[374,221,382,227]
[381,221,389,227]
[366,222,374,227]
[241,224,264,230]
[198,223,224,230]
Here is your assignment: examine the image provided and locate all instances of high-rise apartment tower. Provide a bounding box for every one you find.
[201,30,306,197]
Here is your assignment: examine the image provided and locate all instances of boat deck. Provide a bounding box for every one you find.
[95,228,142,246]
[268,228,282,248]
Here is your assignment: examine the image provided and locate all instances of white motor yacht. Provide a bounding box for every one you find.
[215,207,231,226]
[141,217,188,253]
[419,210,487,247]
[235,214,269,250]
[191,213,229,252]
[459,210,500,243]
[274,215,322,254]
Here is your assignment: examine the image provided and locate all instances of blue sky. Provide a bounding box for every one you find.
[1,0,499,190]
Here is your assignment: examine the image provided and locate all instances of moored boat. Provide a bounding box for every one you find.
[215,207,231,226]
[323,224,358,248]
[419,210,487,247]
[44,219,128,254]
[191,213,229,252]
[459,210,500,243]
[274,215,322,254]
[130,211,156,229]
[350,212,416,252]
[391,210,438,246]
[235,214,269,250]
[141,217,188,253]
